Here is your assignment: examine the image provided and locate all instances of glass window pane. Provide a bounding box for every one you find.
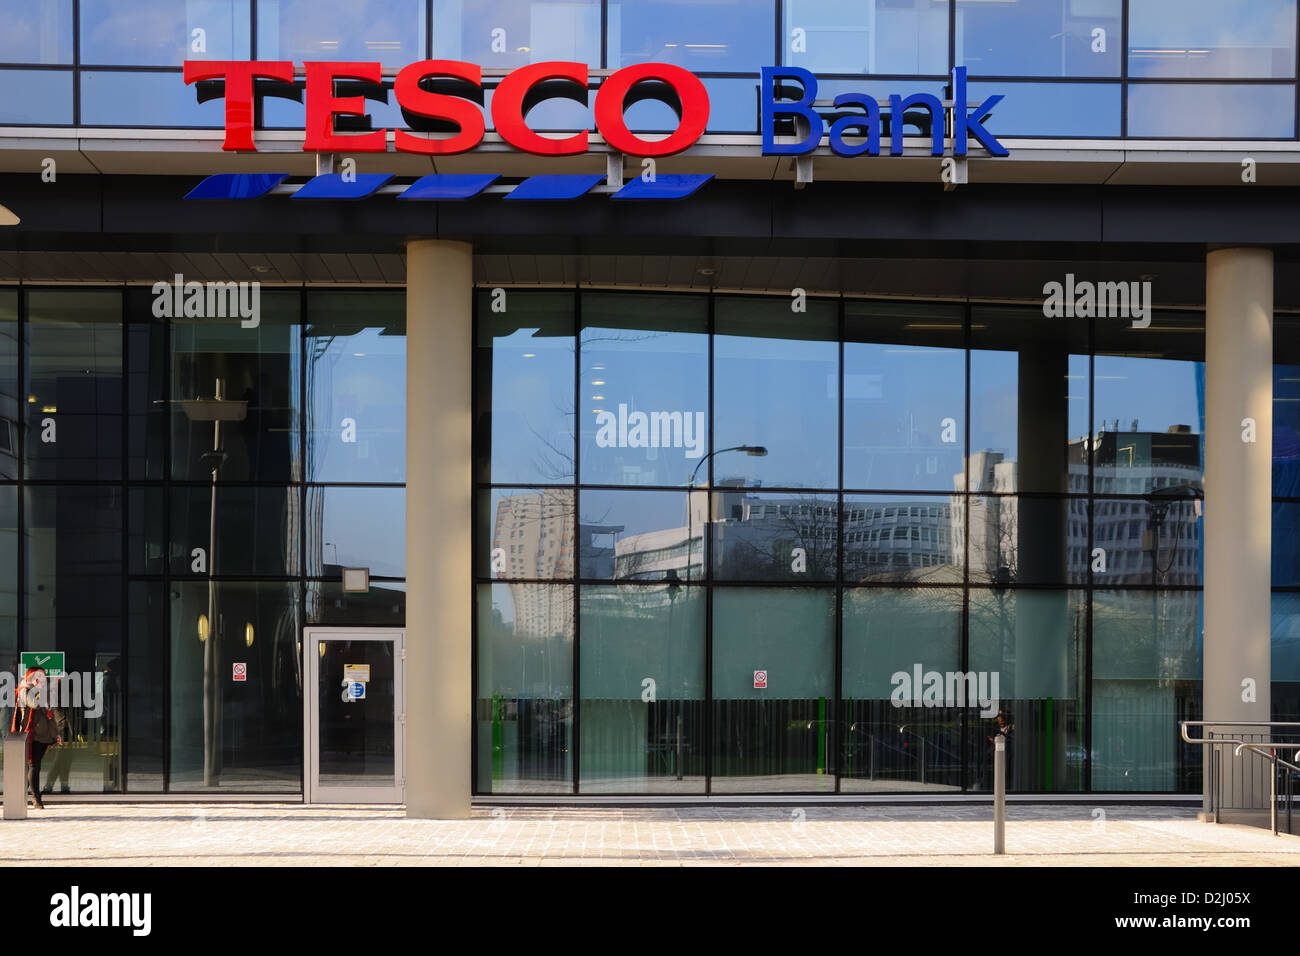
[125,294,166,480]
[844,301,964,492]
[576,488,703,581]
[0,0,73,63]
[609,0,774,71]
[481,488,575,580]
[432,0,600,67]
[80,70,227,126]
[307,580,406,625]
[126,582,166,791]
[710,587,835,793]
[171,486,299,577]
[0,289,15,478]
[128,487,165,576]
[712,490,838,582]
[1127,84,1295,138]
[171,291,300,482]
[579,583,705,792]
[1091,589,1202,792]
[306,486,405,578]
[305,291,405,482]
[25,290,123,480]
[968,495,1089,586]
[1274,316,1300,496]
[168,581,301,791]
[80,0,250,66]
[1272,594,1300,721]
[844,494,960,584]
[783,0,948,75]
[0,70,73,125]
[969,80,1121,136]
[1129,0,1297,78]
[713,297,838,489]
[25,486,124,792]
[957,0,1121,77]
[476,582,574,793]
[257,0,425,68]
[476,291,574,484]
[1093,311,1204,496]
[1092,496,1201,586]
[841,587,963,792]
[0,486,14,662]
[580,293,708,487]
[969,588,1087,792]
[970,305,1089,495]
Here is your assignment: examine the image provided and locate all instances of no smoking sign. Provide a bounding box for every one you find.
[753,670,767,689]
[232,662,247,682]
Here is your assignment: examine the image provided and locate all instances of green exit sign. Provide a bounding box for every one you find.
[21,651,65,677]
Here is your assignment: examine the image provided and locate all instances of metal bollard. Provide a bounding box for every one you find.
[4,733,28,820]
[993,734,1006,854]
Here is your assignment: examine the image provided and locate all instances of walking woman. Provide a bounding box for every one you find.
[11,667,62,809]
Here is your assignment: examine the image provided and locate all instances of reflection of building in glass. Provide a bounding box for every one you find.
[492,492,574,638]
[957,426,1202,585]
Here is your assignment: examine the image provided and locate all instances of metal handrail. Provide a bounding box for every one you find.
[1179,720,1300,836]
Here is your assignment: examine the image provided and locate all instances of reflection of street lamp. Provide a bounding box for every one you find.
[177,379,248,788]
[685,446,768,582]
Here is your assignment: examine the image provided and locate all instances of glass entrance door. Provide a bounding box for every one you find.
[304,628,404,803]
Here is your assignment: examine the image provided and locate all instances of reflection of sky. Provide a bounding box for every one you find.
[579,489,694,537]
[783,0,948,74]
[1128,84,1294,137]
[1094,356,1203,435]
[490,328,574,484]
[957,0,1121,77]
[1129,0,1295,76]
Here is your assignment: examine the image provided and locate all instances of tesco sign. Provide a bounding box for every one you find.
[184,59,710,157]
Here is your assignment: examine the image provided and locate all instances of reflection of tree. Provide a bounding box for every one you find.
[713,492,839,581]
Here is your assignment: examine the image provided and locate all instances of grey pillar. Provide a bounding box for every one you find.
[1205,247,1273,812]
[405,239,474,818]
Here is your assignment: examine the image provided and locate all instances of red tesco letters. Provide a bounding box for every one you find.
[185,59,710,157]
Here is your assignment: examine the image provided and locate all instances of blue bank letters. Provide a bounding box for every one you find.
[760,66,1008,158]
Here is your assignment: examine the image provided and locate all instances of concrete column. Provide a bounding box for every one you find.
[405,239,473,818]
[1205,247,1273,813]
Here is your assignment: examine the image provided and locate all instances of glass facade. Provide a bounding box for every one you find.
[476,290,1209,794]
[1,0,1299,137]
[0,287,407,793]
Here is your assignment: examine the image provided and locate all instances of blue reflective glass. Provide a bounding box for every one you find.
[783,0,948,75]
[1276,330,1300,495]
[0,290,14,480]
[843,301,964,492]
[1127,83,1295,138]
[713,297,839,490]
[305,292,405,483]
[306,486,406,578]
[0,69,72,124]
[626,76,760,133]
[1273,592,1300,683]
[476,292,575,484]
[432,0,601,67]
[577,489,705,581]
[968,80,1120,136]
[957,0,1120,78]
[712,491,839,582]
[843,494,961,584]
[1274,503,1300,587]
[580,293,708,487]
[1129,0,1297,78]
[608,0,773,71]
[80,0,250,66]
[0,0,73,64]
[81,70,224,126]
[1093,312,1205,495]
[482,487,575,580]
[257,0,425,68]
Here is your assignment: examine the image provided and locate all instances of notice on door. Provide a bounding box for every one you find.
[233,662,247,682]
[344,664,370,683]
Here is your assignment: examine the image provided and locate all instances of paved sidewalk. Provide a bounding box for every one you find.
[1,803,1297,866]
